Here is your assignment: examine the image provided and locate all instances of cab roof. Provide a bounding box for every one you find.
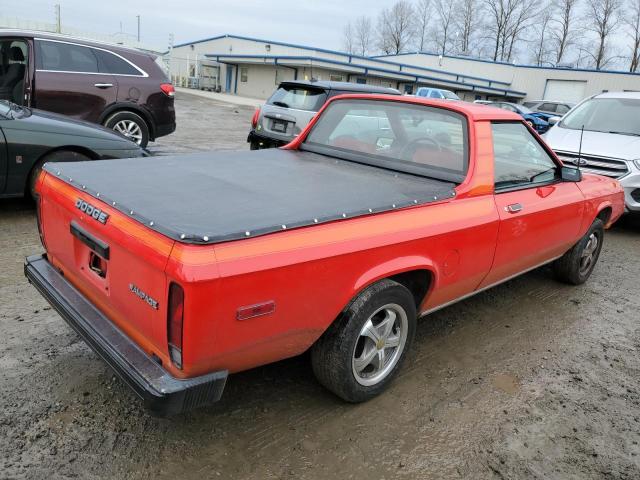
[327,93,523,122]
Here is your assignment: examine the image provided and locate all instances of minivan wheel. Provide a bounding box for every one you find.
[104,111,150,148]
[311,279,416,403]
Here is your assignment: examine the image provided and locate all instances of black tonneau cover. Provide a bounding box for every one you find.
[44,150,456,245]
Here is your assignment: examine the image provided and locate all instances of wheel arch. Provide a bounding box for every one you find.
[348,257,437,314]
[98,103,155,140]
[595,204,613,227]
[25,146,99,196]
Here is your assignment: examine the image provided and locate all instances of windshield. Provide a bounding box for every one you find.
[267,85,328,111]
[303,99,468,182]
[560,97,640,136]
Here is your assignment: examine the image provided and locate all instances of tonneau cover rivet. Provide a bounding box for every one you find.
[368,208,373,213]
[342,213,347,218]
[130,210,134,215]
[203,236,209,241]
[282,224,287,229]
[313,219,318,223]
[149,221,154,226]
[81,185,85,190]
[180,234,186,239]
[56,171,61,175]
[245,231,251,236]
[112,201,116,206]
[69,178,73,182]
[392,204,396,208]
[96,193,100,197]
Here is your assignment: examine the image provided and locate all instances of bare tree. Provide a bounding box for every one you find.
[483,0,532,61]
[504,0,541,62]
[434,0,456,55]
[585,0,621,69]
[376,1,415,54]
[532,8,554,65]
[455,0,479,55]
[550,0,579,65]
[353,16,374,56]
[626,0,640,71]
[414,0,431,51]
[342,22,356,54]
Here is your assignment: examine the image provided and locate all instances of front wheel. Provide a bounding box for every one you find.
[553,218,605,285]
[311,279,416,402]
[104,111,150,148]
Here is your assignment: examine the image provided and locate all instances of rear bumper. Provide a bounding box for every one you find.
[154,121,176,139]
[24,254,227,416]
[247,130,288,148]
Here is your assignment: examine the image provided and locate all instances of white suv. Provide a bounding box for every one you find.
[544,92,640,214]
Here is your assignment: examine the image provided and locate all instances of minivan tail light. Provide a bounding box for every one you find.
[251,107,260,128]
[167,283,184,369]
[160,83,175,97]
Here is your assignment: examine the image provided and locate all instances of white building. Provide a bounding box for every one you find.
[168,34,640,103]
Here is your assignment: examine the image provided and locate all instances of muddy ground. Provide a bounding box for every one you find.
[1,92,639,480]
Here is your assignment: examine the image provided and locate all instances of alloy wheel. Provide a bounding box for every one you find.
[579,232,600,276]
[113,120,143,144]
[352,303,408,386]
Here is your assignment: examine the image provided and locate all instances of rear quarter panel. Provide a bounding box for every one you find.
[167,195,500,376]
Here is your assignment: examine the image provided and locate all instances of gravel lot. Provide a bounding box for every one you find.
[1,91,639,479]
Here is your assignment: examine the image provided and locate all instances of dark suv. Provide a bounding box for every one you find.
[0,30,175,147]
[248,80,400,149]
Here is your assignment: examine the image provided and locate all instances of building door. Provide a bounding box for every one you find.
[543,80,587,104]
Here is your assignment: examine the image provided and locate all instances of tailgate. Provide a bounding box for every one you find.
[37,171,175,364]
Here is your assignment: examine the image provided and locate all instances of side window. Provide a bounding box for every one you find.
[556,104,570,114]
[491,122,558,190]
[522,102,536,108]
[540,103,557,112]
[428,89,442,98]
[37,40,98,73]
[93,49,141,75]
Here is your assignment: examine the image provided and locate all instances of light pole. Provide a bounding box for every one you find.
[136,15,140,42]
[54,4,61,33]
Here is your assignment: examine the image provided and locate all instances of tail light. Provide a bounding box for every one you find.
[167,282,184,369]
[160,83,175,97]
[251,107,260,129]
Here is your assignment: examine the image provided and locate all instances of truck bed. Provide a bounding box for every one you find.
[43,149,456,244]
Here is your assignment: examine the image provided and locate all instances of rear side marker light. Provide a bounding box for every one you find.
[168,283,184,369]
[251,107,260,128]
[237,301,275,321]
[160,83,175,97]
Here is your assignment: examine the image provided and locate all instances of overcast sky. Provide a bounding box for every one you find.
[3,0,371,51]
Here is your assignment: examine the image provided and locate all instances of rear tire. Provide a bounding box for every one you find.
[311,279,416,403]
[104,111,150,148]
[28,151,91,199]
[553,218,604,285]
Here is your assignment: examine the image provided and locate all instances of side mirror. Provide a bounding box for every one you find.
[561,166,582,182]
[548,116,561,125]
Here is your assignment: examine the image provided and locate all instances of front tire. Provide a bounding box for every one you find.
[311,279,416,403]
[553,218,605,285]
[104,111,150,148]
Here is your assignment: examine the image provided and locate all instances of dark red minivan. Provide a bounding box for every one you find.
[0,30,175,147]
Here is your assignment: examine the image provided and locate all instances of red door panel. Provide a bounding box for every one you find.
[480,182,584,287]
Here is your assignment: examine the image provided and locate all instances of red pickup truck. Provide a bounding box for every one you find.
[25,95,624,415]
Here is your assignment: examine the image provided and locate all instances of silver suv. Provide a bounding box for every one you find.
[544,92,640,214]
[248,80,400,149]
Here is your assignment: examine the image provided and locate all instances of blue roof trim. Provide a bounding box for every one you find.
[374,51,640,77]
[206,53,527,96]
[173,33,513,88]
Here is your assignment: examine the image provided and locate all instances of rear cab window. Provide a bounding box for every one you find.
[267,85,328,111]
[302,98,468,183]
[491,122,558,190]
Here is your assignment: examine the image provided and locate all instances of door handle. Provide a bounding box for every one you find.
[94,83,113,88]
[505,203,523,214]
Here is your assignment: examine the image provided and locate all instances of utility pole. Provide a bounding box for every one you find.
[54,4,61,33]
[136,15,140,42]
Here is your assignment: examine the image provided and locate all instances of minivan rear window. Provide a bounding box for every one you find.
[267,85,328,112]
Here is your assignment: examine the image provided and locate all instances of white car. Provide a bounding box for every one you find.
[544,92,640,214]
